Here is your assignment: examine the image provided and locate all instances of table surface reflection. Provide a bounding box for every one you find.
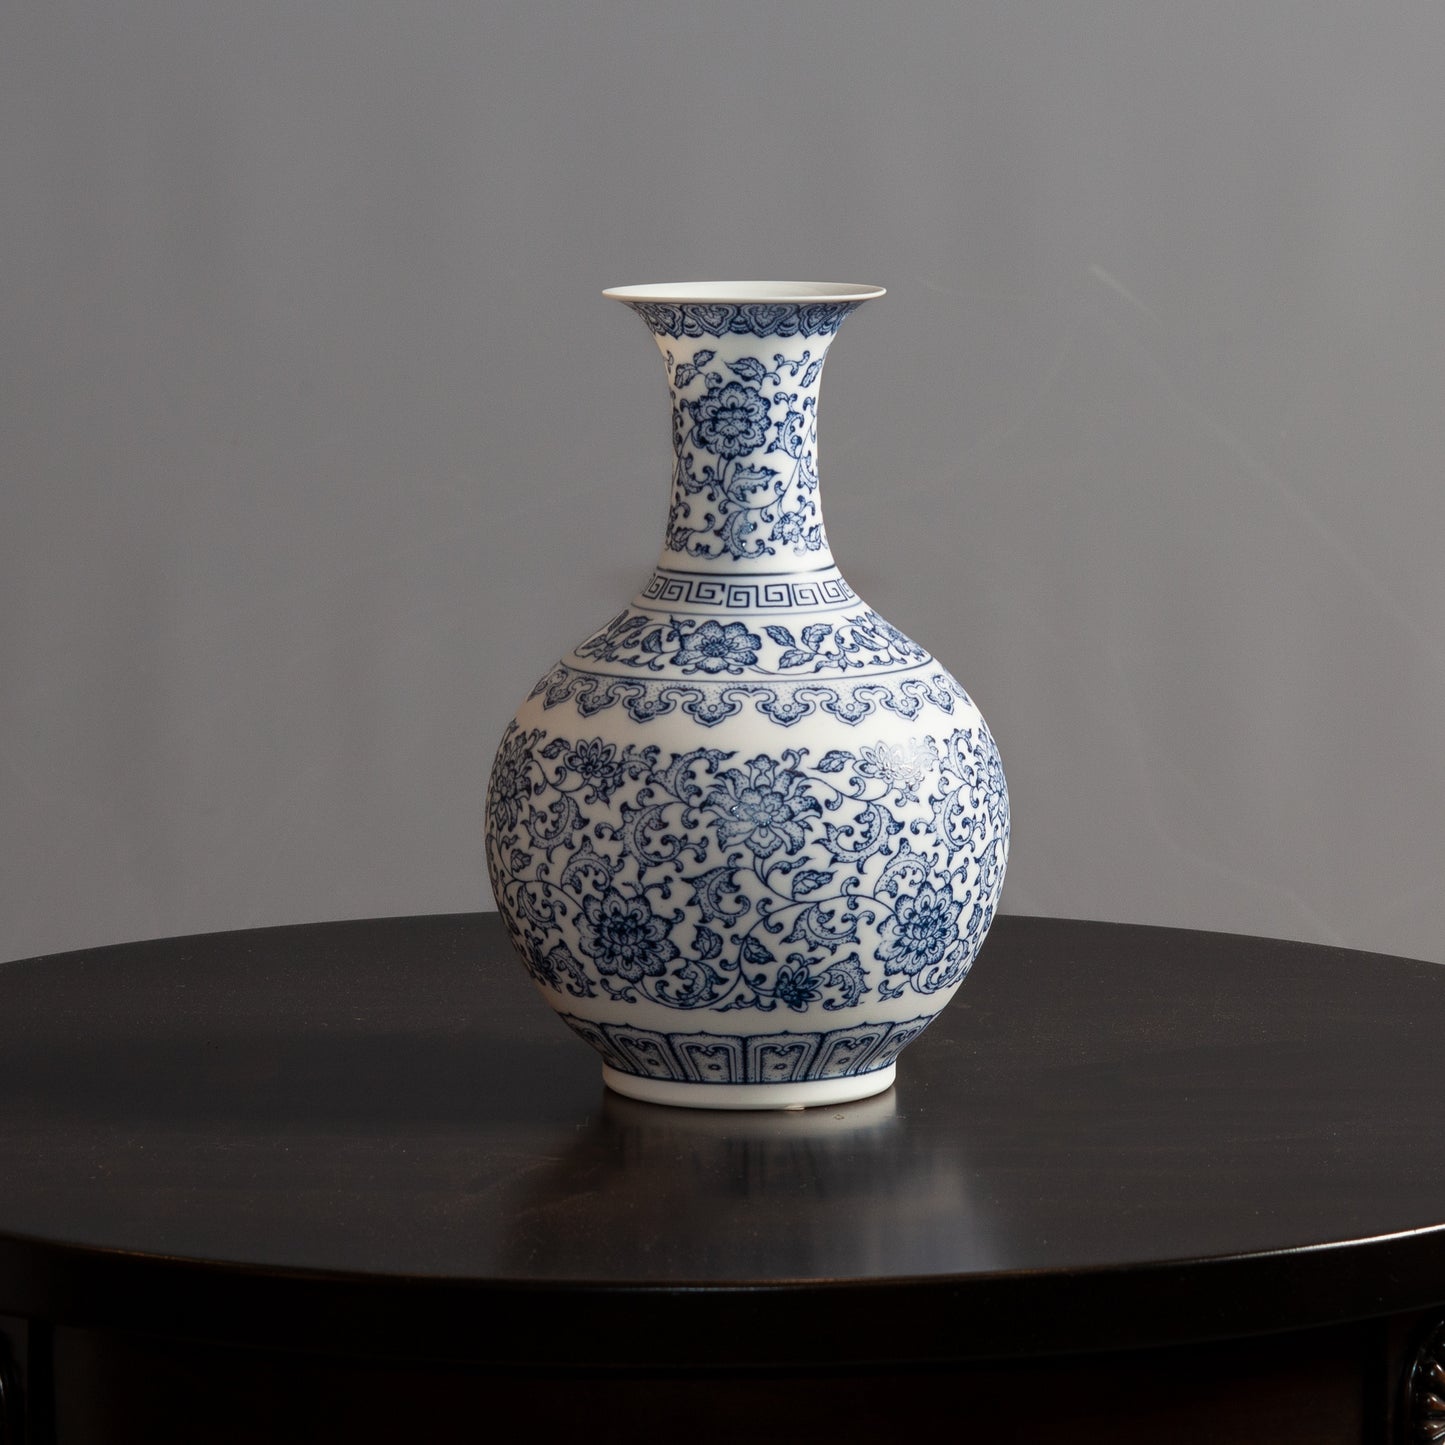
[2,913,1444,1366]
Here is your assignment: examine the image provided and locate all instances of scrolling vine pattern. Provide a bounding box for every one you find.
[574,607,929,677]
[486,722,1009,1016]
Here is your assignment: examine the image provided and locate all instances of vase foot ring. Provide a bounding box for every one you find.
[601,1063,896,1111]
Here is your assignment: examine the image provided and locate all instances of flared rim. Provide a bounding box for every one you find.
[603,281,886,305]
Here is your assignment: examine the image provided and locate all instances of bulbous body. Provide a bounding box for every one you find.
[485,284,1009,1108]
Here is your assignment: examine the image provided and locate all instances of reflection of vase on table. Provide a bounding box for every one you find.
[493,1090,997,1283]
[485,282,1009,1109]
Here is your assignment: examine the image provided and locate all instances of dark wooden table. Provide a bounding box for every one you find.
[1,914,1444,1443]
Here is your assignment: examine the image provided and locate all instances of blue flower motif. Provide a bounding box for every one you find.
[563,738,626,802]
[576,891,679,983]
[773,961,821,1012]
[851,613,927,663]
[875,881,963,977]
[770,510,806,545]
[487,725,535,836]
[705,756,821,858]
[674,620,762,674]
[689,379,771,460]
[855,738,937,803]
[976,731,1009,828]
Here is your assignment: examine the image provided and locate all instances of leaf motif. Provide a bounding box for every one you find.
[876,837,932,898]
[612,799,706,868]
[641,629,665,654]
[693,348,715,368]
[540,737,569,758]
[800,358,823,387]
[688,864,752,925]
[783,903,859,948]
[673,362,698,389]
[657,957,728,1006]
[516,885,562,930]
[816,750,853,772]
[823,801,901,867]
[718,506,766,560]
[542,944,596,999]
[728,356,767,382]
[525,793,584,854]
[819,951,868,1010]
[650,746,732,805]
[800,623,831,650]
[693,925,722,962]
[731,464,781,501]
[741,934,773,966]
[791,868,834,897]
[777,648,813,669]
[764,625,796,647]
[624,743,662,777]
[559,835,615,895]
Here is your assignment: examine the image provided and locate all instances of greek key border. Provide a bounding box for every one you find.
[638,571,857,612]
[559,1013,934,1084]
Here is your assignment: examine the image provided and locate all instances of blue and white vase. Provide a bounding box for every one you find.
[485,282,1009,1109]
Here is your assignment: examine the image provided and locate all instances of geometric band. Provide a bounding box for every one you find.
[558,1013,934,1084]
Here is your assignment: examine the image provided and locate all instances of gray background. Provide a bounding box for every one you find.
[4,2,1443,965]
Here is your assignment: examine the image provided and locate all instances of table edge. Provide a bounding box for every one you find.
[5,1221,1445,1367]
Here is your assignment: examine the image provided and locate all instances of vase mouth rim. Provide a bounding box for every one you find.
[603,281,886,305]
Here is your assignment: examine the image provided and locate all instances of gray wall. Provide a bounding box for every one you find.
[4,2,1443,965]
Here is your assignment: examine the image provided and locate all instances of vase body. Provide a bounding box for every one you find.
[485,283,1009,1109]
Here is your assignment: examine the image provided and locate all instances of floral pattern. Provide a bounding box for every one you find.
[487,724,534,836]
[689,378,771,460]
[853,738,938,803]
[485,724,1009,1015]
[704,753,820,858]
[573,608,927,676]
[577,892,679,982]
[663,348,829,563]
[772,962,823,1012]
[561,739,628,802]
[876,881,964,981]
[670,620,761,674]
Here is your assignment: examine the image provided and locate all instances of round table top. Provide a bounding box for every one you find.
[2,913,1444,1368]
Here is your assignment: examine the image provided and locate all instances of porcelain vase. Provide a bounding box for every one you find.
[485,282,1009,1109]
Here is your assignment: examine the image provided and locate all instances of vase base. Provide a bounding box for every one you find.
[600,1063,896,1111]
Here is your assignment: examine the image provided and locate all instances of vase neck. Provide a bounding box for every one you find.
[622,300,863,576]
